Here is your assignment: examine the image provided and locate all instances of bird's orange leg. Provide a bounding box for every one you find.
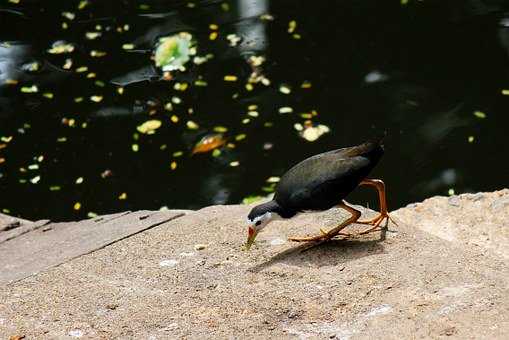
[356,179,397,234]
[289,201,361,242]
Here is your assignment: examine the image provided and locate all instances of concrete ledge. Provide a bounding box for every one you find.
[0,190,508,339]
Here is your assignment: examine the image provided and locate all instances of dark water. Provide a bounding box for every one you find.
[1,0,509,221]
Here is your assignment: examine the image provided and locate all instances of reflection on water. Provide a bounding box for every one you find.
[0,0,509,220]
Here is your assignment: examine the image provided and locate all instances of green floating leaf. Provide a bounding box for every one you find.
[154,32,195,72]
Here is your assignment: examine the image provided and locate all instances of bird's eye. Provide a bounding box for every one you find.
[255,221,261,226]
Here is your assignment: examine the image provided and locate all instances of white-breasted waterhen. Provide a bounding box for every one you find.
[245,137,395,250]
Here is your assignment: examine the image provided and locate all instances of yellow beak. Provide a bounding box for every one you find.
[245,226,258,250]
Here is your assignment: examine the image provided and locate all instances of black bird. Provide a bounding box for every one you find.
[245,138,395,249]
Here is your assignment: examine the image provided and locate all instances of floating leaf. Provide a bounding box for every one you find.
[48,41,74,54]
[473,111,486,119]
[224,75,238,82]
[288,20,297,33]
[86,32,101,40]
[137,120,162,134]
[209,31,218,40]
[279,84,291,94]
[20,85,38,93]
[154,32,195,72]
[192,134,226,154]
[300,124,330,142]
[235,134,246,141]
[186,120,199,130]
[213,126,228,133]
[226,34,242,46]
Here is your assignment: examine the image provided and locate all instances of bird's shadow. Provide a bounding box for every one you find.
[249,228,389,273]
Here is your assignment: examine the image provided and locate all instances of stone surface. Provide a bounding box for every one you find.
[393,189,509,259]
[0,193,508,339]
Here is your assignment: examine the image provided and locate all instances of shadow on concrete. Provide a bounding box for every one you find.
[249,227,389,272]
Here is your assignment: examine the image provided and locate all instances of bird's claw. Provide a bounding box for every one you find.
[357,212,396,228]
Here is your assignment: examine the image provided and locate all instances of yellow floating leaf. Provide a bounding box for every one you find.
[118,192,127,200]
[73,202,81,210]
[90,50,107,57]
[21,85,38,93]
[137,119,162,134]
[213,126,228,133]
[301,81,312,88]
[85,32,101,40]
[48,41,74,54]
[230,161,240,167]
[288,20,297,33]
[187,120,199,130]
[170,161,177,170]
[224,75,238,82]
[78,0,89,10]
[279,84,291,94]
[300,124,330,142]
[473,111,486,119]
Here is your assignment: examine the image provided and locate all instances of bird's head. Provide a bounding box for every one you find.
[245,201,281,250]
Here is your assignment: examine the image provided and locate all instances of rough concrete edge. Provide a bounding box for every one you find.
[0,211,136,245]
[393,188,509,212]
[6,211,187,286]
[0,219,51,245]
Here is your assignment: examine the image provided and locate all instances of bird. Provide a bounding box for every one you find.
[245,137,395,250]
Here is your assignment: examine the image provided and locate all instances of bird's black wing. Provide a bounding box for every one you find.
[274,141,383,211]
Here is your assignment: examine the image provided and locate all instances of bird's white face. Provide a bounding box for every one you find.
[245,212,278,250]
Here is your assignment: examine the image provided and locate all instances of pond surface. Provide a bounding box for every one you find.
[1,0,509,221]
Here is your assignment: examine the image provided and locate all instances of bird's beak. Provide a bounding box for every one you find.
[245,226,258,250]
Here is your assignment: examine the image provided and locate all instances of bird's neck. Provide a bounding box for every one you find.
[257,200,295,219]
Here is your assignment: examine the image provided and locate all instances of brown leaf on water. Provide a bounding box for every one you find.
[192,134,226,155]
